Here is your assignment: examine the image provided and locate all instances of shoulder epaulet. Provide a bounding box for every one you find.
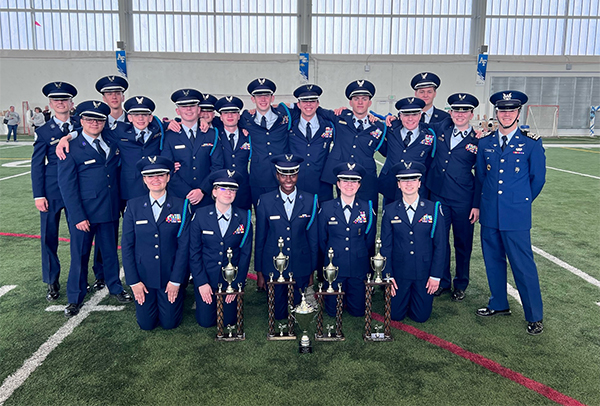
[525,132,541,140]
[479,131,492,139]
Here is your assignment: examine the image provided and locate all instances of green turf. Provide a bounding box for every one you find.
[1,144,599,406]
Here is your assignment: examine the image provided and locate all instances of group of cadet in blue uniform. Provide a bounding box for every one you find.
[30,71,546,335]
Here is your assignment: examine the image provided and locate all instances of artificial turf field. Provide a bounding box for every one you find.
[0,137,599,406]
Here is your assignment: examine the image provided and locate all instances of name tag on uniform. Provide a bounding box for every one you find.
[338,120,347,125]
[50,139,60,145]
[121,138,129,141]
[175,144,186,149]
[84,159,96,165]
[269,215,281,220]
[391,219,402,224]
[135,220,148,225]
[328,221,338,225]
[202,230,214,235]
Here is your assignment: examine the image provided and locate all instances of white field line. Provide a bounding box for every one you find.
[0,171,30,182]
[506,284,522,305]
[0,285,17,298]
[0,269,126,406]
[532,246,600,289]
[0,144,32,150]
[547,166,600,180]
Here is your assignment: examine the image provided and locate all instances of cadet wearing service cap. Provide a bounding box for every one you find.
[254,154,319,319]
[380,161,445,323]
[410,71,450,124]
[32,81,78,301]
[318,162,376,317]
[378,96,434,203]
[161,88,224,210]
[213,96,252,210]
[199,93,218,127]
[189,169,252,328]
[95,75,129,127]
[319,79,387,213]
[58,100,133,318]
[426,93,482,301]
[122,156,191,330]
[288,84,334,202]
[476,90,546,335]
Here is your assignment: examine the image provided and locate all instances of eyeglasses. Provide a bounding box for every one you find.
[81,118,106,124]
[216,187,238,192]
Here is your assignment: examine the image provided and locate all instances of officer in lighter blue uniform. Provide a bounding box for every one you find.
[122,156,190,330]
[289,84,334,202]
[213,96,252,210]
[476,90,546,335]
[254,155,319,319]
[320,80,386,212]
[378,97,434,203]
[240,78,292,206]
[58,101,133,318]
[189,170,253,328]
[162,88,224,210]
[318,162,376,317]
[427,93,482,301]
[31,81,78,301]
[381,162,445,323]
[410,72,450,124]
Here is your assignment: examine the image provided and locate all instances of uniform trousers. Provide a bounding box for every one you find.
[135,288,184,331]
[40,198,67,285]
[430,192,474,291]
[480,226,543,322]
[91,219,119,281]
[391,278,434,323]
[67,221,123,304]
[324,276,366,317]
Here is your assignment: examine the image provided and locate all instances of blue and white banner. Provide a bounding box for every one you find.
[116,50,127,78]
[299,53,309,81]
[476,54,488,86]
[590,106,600,136]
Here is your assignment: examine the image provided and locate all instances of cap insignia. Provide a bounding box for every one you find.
[285,154,293,162]
[421,73,428,79]
[226,96,233,102]
[357,80,364,87]
[306,85,313,91]
[107,76,115,82]
[458,94,466,100]
[503,92,512,100]
[54,82,62,88]
[404,162,412,169]
[148,156,157,164]
[227,169,235,177]
[258,78,266,85]
[93,101,101,108]
[136,96,144,104]
[347,163,355,170]
[408,97,414,104]
[182,89,190,96]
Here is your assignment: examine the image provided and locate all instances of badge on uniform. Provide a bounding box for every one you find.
[84,159,96,165]
[201,143,214,147]
[175,145,186,149]
[298,213,311,218]
[233,224,245,235]
[321,127,333,138]
[281,115,289,125]
[353,211,367,224]
[370,128,382,139]
[513,150,524,154]
[420,133,434,145]
[50,138,60,145]
[166,213,182,223]
[465,143,478,154]
[418,214,433,224]
[240,142,250,150]
[391,216,402,224]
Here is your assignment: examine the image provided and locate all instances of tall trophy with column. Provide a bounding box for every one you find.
[364,239,393,342]
[215,248,245,341]
[314,247,345,341]
[266,237,296,340]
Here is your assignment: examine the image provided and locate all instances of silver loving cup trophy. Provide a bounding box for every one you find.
[272,237,290,283]
[289,290,318,354]
[323,247,339,293]
[370,238,387,284]
[222,247,238,294]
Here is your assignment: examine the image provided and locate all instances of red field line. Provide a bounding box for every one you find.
[0,234,586,406]
[0,232,120,249]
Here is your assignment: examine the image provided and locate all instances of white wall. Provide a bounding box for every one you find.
[1,51,598,134]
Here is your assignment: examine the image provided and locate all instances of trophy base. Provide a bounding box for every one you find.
[216,333,246,342]
[298,344,313,354]
[315,333,345,342]
[267,334,296,341]
[363,333,393,342]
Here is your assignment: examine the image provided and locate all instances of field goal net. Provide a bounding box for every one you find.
[525,105,559,137]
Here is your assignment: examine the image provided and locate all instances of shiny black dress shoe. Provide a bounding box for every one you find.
[433,287,451,297]
[46,282,60,301]
[476,307,511,317]
[527,320,544,335]
[92,279,105,291]
[112,291,134,303]
[64,303,82,318]
[451,289,466,302]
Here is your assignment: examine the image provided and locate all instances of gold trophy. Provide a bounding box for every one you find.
[222,247,238,294]
[323,247,339,293]
[370,239,386,284]
[289,290,318,353]
[272,237,289,283]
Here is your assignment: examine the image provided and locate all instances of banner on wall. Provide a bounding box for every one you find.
[476,54,488,86]
[116,50,127,78]
[299,53,309,81]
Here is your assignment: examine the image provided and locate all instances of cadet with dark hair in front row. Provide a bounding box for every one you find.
[58,100,133,318]
[476,90,546,335]
[427,93,482,301]
[122,156,190,330]
[381,161,445,323]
